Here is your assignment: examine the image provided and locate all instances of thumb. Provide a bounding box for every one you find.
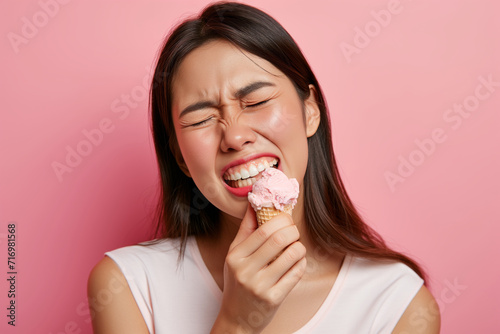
[229,202,258,251]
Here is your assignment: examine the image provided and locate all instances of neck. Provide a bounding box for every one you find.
[195,212,239,270]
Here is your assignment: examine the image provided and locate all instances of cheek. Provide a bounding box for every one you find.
[177,130,218,175]
[251,103,305,140]
[253,103,309,180]
[177,130,232,212]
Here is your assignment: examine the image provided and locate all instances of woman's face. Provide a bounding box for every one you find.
[171,39,319,220]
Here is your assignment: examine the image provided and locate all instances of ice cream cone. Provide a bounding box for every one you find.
[255,204,293,226]
[248,168,299,263]
[248,168,299,227]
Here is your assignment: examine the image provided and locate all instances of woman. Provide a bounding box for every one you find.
[88,2,440,333]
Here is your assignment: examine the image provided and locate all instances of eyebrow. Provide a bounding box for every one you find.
[179,81,276,118]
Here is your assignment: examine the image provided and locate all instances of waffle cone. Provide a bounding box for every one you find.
[255,204,293,226]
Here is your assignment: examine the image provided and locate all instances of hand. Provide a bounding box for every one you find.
[211,203,307,334]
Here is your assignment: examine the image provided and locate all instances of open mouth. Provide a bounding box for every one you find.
[223,157,279,188]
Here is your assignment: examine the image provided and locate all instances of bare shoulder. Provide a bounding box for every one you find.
[392,285,441,333]
[87,256,149,334]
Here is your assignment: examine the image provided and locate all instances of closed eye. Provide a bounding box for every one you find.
[247,99,270,108]
[190,117,213,127]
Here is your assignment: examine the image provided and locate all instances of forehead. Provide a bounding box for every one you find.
[171,40,285,103]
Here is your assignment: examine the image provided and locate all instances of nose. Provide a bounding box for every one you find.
[220,120,257,152]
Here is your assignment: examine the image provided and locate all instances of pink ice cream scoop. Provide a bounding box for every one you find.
[248,168,299,225]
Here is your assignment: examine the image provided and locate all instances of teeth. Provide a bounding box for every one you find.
[224,157,279,183]
[230,177,257,188]
[226,175,265,188]
[240,169,250,179]
[248,164,259,177]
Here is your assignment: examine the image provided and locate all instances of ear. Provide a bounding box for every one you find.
[169,136,191,178]
[304,84,321,138]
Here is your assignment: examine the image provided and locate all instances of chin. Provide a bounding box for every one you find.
[220,204,247,222]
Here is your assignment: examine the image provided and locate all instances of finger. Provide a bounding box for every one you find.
[229,202,258,252]
[270,257,307,304]
[251,223,301,269]
[234,212,295,259]
[266,241,306,281]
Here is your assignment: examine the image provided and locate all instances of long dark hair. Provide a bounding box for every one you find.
[150,1,427,282]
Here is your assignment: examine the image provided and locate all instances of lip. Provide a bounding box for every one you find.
[221,153,280,197]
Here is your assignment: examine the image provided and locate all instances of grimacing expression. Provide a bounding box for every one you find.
[171,40,320,220]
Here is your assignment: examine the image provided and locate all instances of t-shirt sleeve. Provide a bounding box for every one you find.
[371,262,424,333]
[105,247,154,334]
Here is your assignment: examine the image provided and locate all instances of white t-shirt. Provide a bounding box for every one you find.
[106,237,423,333]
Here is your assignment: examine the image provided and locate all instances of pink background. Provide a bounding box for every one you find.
[1,0,498,333]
